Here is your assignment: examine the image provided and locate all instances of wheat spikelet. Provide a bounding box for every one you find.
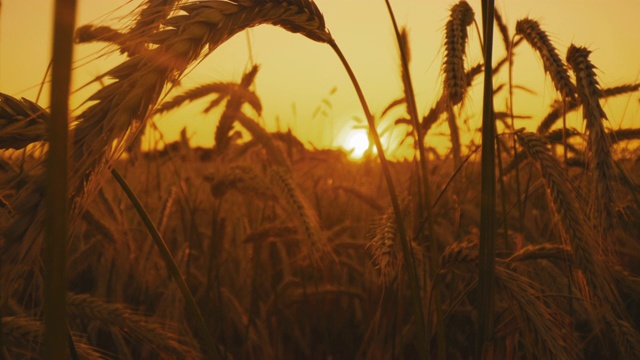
[421,62,482,135]
[537,83,639,134]
[368,201,424,286]
[205,164,276,201]
[443,0,474,106]
[494,8,510,52]
[153,81,261,116]
[516,131,626,325]
[604,314,640,359]
[495,266,577,360]
[439,236,478,270]
[76,1,181,56]
[368,207,400,285]
[2,315,107,359]
[215,65,260,153]
[505,243,572,265]
[269,166,332,263]
[566,44,618,240]
[75,24,128,48]
[0,94,48,150]
[515,18,576,102]
[2,0,331,288]
[242,224,298,244]
[67,293,198,357]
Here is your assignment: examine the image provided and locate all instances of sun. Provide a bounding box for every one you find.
[344,130,370,159]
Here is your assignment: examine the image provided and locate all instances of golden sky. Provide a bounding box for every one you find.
[1,1,639,155]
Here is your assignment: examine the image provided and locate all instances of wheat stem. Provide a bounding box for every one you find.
[111,168,220,359]
[44,0,76,358]
[477,0,497,357]
[329,38,428,359]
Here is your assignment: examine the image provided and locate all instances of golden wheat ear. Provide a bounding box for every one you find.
[515,18,576,102]
[3,0,332,292]
[0,94,48,150]
[566,44,618,241]
[516,131,632,331]
[443,0,475,106]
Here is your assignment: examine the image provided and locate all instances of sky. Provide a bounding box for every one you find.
[1,0,639,156]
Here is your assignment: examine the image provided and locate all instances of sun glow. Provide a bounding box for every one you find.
[343,130,371,159]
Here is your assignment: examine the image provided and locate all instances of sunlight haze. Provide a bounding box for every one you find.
[1,0,638,155]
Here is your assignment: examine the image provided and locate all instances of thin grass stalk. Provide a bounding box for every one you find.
[383,1,443,358]
[328,39,427,359]
[43,0,76,358]
[110,169,220,360]
[507,39,525,233]
[494,130,509,250]
[477,0,497,358]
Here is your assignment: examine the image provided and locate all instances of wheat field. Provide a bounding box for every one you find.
[1,1,640,359]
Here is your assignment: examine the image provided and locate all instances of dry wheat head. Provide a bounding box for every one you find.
[443,0,474,106]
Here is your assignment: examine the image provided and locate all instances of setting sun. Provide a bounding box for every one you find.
[343,130,370,159]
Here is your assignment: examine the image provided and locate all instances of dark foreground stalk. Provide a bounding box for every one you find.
[477,0,497,358]
[111,169,220,360]
[43,0,75,358]
[329,39,427,359]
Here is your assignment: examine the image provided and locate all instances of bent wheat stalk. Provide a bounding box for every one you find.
[2,0,332,298]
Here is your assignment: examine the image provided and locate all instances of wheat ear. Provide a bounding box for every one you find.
[516,131,626,325]
[515,18,576,101]
[537,83,640,133]
[566,44,618,240]
[0,94,48,150]
[443,0,475,106]
[269,166,333,264]
[67,293,198,357]
[2,316,107,359]
[368,200,424,287]
[495,266,577,359]
[2,0,331,287]
[368,205,401,286]
[214,65,261,153]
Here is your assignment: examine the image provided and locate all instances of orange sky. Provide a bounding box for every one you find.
[1,1,639,156]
